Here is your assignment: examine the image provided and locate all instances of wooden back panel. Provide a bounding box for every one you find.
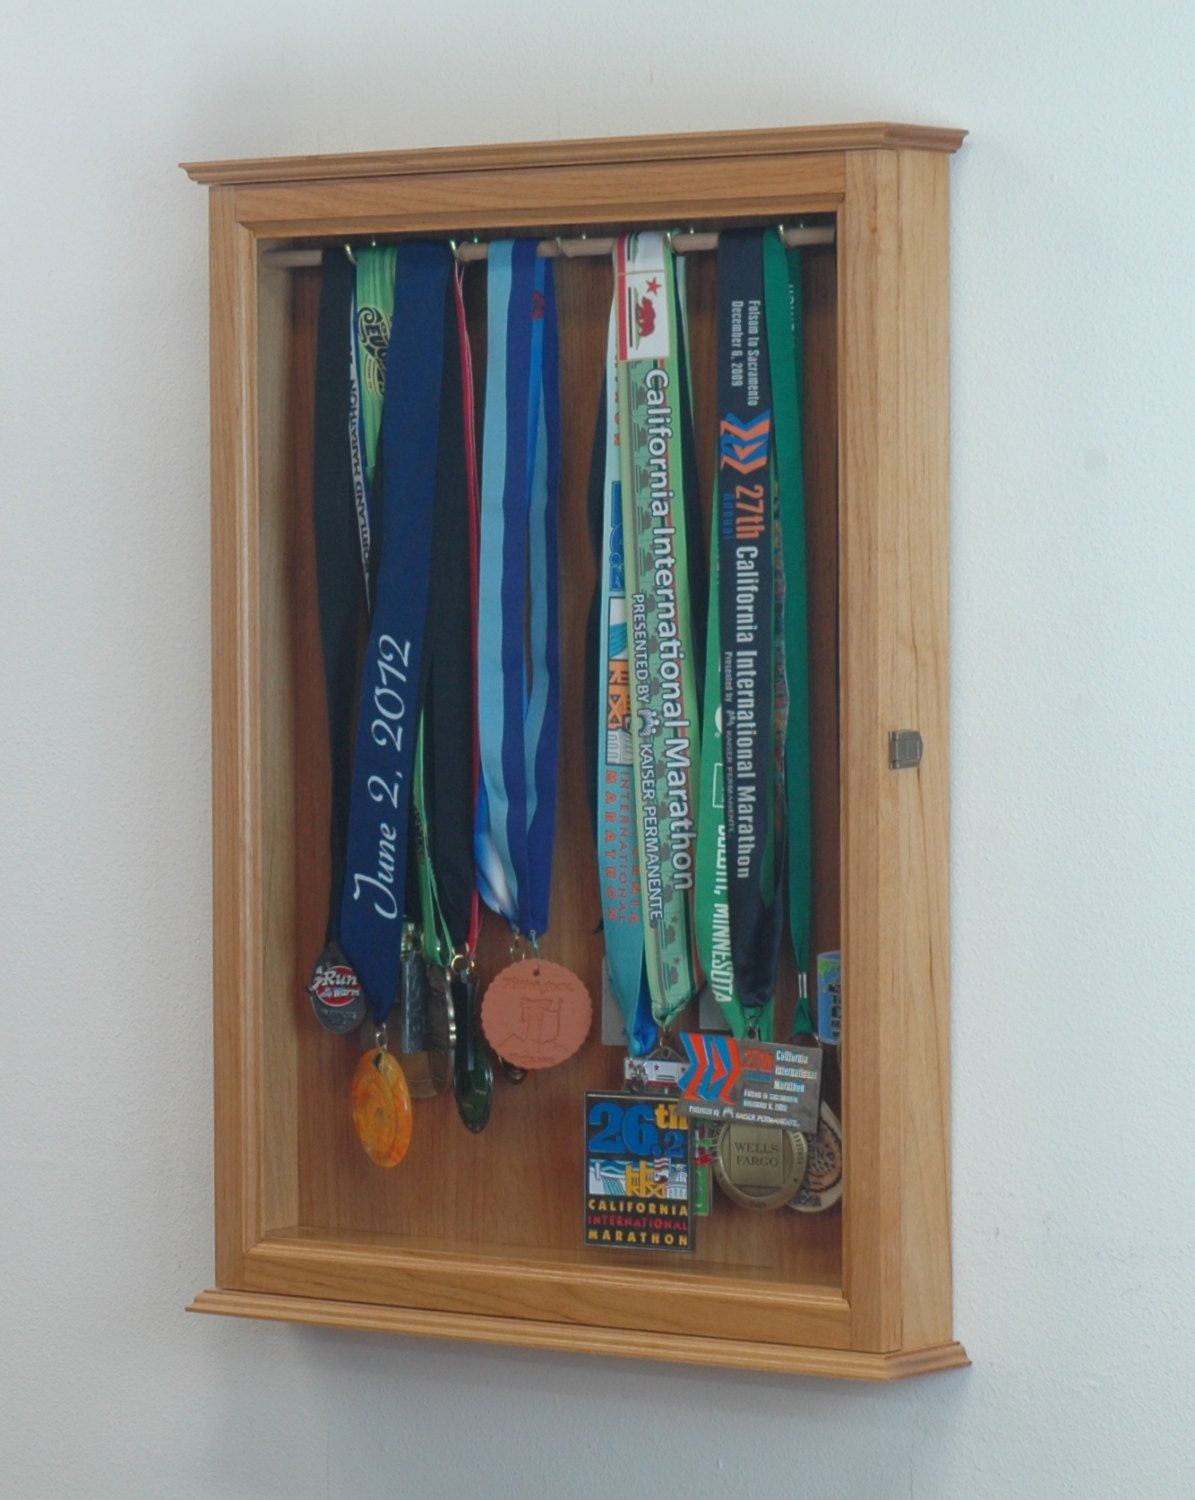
[265,244,842,1283]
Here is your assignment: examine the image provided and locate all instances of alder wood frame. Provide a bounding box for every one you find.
[184,123,968,1380]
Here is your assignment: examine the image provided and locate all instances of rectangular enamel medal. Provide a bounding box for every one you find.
[676,1035,823,1135]
[584,1092,694,1252]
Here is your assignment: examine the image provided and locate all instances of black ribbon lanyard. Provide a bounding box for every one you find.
[312,248,368,950]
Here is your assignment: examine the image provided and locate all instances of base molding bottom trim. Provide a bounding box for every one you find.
[189,1288,969,1381]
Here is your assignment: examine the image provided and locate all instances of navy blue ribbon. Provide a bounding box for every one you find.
[340,242,454,1024]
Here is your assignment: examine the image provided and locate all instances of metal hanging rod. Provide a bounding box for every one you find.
[262,224,835,270]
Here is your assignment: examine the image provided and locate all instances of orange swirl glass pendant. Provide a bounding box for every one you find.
[351,1046,414,1167]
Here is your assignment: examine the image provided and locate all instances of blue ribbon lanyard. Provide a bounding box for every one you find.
[339,242,454,1026]
[475,242,562,942]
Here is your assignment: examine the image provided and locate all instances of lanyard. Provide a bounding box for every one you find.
[614,232,704,1034]
[349,247,396,608]
[311,249,366,951]
[594,305,658,1056]
[456,262,484,961]
[475,241,562,940]
[353,248,395,490]
[763,235,814,1034]
[715,230,785,1029]
[339,242,454,1025]
[412,267,477,967]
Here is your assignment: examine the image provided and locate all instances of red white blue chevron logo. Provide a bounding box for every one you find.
[679,1033,744,1105]
[719,412,772,474]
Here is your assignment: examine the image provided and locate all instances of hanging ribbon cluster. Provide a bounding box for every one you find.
[306,239,574,1165]
[596,228,814,1054]
[303,226,820,1178]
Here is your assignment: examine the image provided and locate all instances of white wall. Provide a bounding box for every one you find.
[3,2,1192,1496]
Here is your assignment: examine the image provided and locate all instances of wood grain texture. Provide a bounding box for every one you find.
[209,188,267,1285]
[227,153,845,239]
[198,125,963,1377]
[189,1289,969,1380]
[284,252,843,1288]
[182,122,966,186]
[838,151,953,1353]
[240,1233,851,1349]
[257,250,303,1236]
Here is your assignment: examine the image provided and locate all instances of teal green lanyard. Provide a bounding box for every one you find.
[763,234,814,1035]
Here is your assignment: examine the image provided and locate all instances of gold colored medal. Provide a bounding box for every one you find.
[712,1121,808,1210]
[790,1103,843,1213]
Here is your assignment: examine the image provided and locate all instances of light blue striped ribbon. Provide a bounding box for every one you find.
[475,241,561,938]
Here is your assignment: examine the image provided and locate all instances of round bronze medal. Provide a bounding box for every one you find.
[713,1121,808,1210]
[351,1047,414,1168]
[790,1103,843,1213]
[480,958,592,1071]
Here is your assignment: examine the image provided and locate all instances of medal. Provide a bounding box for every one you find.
[585,1092,694,1252]
[712,1120,808,1210]
[790,1102,843,1213]
[422,965,458,1094]
[307,942,367,1035]
[396,942,439,1099]
[351,1037,414,1167]
[481,957,592,1071]
[453,966,493,1132]
[816,951,842,1046]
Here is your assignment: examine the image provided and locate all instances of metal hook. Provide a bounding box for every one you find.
[344,242,357,266]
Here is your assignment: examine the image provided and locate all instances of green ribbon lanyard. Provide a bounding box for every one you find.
[617,232,704,1038]
[696,231,813,1040]
[763,233,814,1037]
[412,728,453,968]
[354,246,397,490]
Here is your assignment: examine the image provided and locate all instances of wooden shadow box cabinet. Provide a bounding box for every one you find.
[183,123,967,1380]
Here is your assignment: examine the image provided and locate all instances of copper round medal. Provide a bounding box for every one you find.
[351,1048,414,1168]
[480,959,592,1071]
[790,1103,843,1213]
[713,1121,808,1210]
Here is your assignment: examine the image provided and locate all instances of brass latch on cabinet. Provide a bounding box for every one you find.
[888,730,923,770]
